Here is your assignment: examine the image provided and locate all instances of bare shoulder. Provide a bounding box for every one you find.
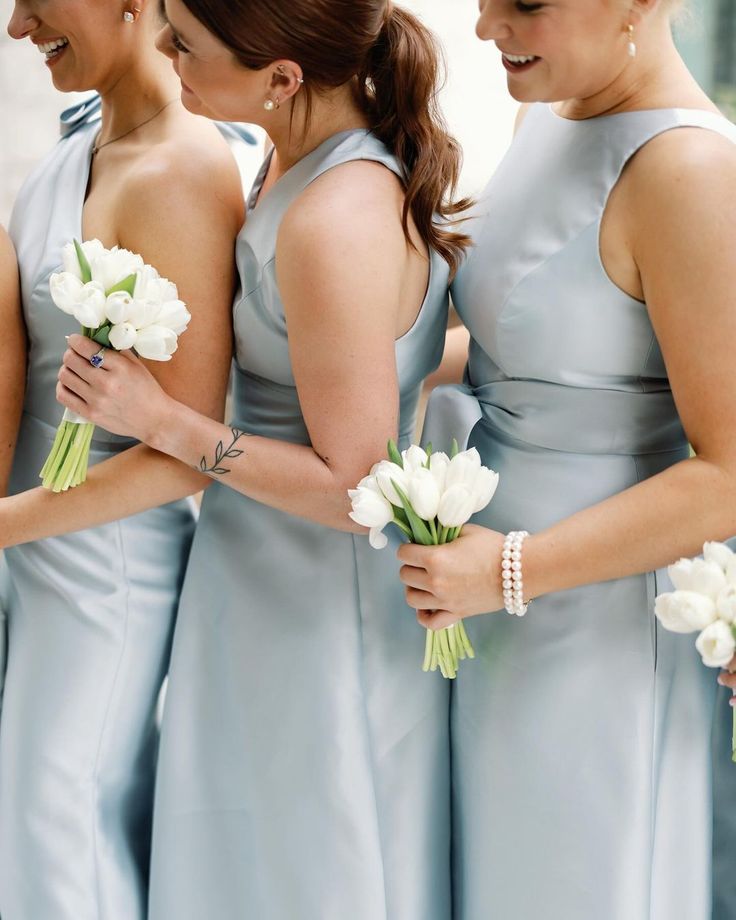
[280,159,406,258]
[625,125,736,218]
[119,119,245,233]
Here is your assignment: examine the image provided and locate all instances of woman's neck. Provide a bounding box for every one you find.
[96,49,183,147]
[267,83,371,178]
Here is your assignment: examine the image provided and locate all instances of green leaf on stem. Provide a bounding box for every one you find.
[91,325,111,347]
[450,437,460,458]
[387,439,404,468]
[74,239,93,284]
[391,480,434,545]
[106,273,137,297]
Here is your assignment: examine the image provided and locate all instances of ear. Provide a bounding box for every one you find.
[268,60,305,105]
[628,0,666,25]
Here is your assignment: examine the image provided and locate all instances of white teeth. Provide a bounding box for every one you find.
[504,53,536,65]
[38,37,69,56]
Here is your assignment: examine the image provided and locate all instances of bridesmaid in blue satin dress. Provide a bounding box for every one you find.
[54,1,469,916]
[0,228,25,709]
[398,1,736,918]
[1,1,250,915]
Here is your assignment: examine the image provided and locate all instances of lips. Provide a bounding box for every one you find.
[501,53,541,73]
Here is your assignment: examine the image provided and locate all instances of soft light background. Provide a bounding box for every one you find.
[0,0,518,225]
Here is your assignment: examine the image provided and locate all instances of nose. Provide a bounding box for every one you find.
[155,23,176,61]
[7,1,39,40]
[476,2,512,42]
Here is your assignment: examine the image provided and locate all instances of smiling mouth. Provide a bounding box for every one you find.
[501,53,541,73]
[37,37,69,61]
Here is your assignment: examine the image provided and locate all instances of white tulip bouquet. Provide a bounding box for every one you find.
[41,238,191,492]
[654,541,736,762]
[349,439,499,679]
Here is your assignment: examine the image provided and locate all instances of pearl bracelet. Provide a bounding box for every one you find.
[501,530,530,616]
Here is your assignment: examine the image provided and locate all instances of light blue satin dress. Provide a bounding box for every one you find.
[423,105,736,920]
[1,97,255,920]
[148,130,452,920]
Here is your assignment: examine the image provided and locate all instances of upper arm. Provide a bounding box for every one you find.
[114,140,244,421]
[276,161,408,484]
[0,227,27,493]
[629,129,736,463]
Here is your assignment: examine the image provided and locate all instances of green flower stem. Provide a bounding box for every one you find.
[40,420,95,493]
[422,630,433,672]
[457,621,476,659]
[393,516,413,539]
[439,525,449,544]
[428,517,439,545]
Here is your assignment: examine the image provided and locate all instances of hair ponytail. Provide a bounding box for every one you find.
[357,6,472,277]
[182,0,472,275]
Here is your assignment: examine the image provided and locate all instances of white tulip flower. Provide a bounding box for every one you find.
[373,461,410,507]
[105,291,135,325]
[402,444,429,474]
[348,477,394,549]
[695,620,736,668]
[61,238,105,278]
[72,281,108,329]
[427,451,450,494]
[49,272,85,314]
[437,483,476,528]
[89,245,144,292]
[654,591,718,634]
[408,467,441,521]
[471,466,500,513]
[704,541,735,572]
[716,585,736,625]
[444,447,482,491]
[668,558,727,599]
[155,299,191,336]
[109,323,139,351]
[134,324,178,361]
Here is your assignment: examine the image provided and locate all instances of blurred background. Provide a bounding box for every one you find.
[0,0,734,225]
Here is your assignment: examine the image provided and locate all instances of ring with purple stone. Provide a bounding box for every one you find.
[89,346,106,369]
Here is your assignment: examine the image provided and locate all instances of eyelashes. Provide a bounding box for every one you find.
[171,33,189,53]
[515,1,545,11]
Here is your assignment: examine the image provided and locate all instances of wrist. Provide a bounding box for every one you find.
[143,393,182,456]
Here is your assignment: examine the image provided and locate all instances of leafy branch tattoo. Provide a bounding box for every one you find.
[199,428,249,476]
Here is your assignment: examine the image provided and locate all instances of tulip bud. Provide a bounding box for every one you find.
[373,461,410,507]
[109,323,139,351]
[668,558,727,599]
[716,585,736,625]
[72,281,108,329]
[407,467,441,521]
[704,541,735,572]
[695,619,736,668]
[134,324,178,361]
[105,290,135,325]
[654,590,717,634]
[49,272,85,315]
[437,483,476,528]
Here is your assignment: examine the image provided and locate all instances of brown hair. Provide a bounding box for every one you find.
[180,0,471,275]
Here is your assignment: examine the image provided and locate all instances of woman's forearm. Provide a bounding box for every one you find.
[148,396,363,532]
[526,454,736,599]
[2,442,209,548]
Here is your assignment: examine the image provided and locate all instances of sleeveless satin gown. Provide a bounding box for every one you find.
[423,104,736,920]
[148,130,453,920]
[1,96,255,920]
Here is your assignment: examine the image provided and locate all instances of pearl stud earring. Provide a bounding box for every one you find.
[123,10,135,22]
[264,99,276,112]
[627,24,637,58]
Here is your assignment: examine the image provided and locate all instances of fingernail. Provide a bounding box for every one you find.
[64,335,70,342]
[730,698,736,707]
[718,675,726,686]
